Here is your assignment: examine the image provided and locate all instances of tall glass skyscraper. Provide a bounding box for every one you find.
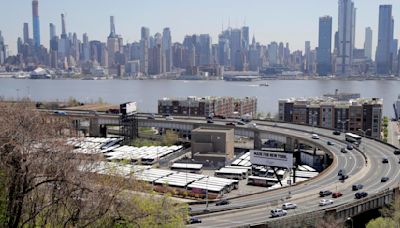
[32,0,40,48]
[376,5,394,75]
[336,0,355,76]
[364,27,373,60]
[317,16,332,76]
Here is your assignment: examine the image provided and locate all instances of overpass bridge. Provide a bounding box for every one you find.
[44,110,400,227]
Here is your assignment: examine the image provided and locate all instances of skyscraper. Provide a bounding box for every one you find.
[317,16,332,76]
[23,23,30,44]
[336,0,356,76]
[107,16,120,68]
[230,29,243,70]
[58,14,69,58]
[364,27,373,60]
[32,0,40,47]
[49,23,56,40]
[304,41,312,73]
[199,34,212,66]
[140,27,150,75]
[162,28,172,72]
[242,26,249,50]
[0,31,5,64]
[376,5,394,75]
[61,13,67,39]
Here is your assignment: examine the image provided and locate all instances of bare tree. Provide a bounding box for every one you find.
[0,101,187,227]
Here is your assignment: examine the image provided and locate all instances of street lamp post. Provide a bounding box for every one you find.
[339,119,349,133]
[358,128,371,138]
[347,217,353,228]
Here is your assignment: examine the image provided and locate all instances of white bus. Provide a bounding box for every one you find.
[345,133,362,144]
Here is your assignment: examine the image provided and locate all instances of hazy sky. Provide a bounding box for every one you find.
[1,0,399,55]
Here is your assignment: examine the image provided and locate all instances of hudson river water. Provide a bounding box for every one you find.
[0,78,399,116]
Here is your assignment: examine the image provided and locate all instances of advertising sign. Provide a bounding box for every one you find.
[250,150,294,168]
[120,102,137,116]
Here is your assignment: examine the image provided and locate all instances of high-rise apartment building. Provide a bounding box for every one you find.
[336,0,356,76]
[364,27,373,60]
[376,5,394,75]
[317,16,332,76]
[32,0,40,47]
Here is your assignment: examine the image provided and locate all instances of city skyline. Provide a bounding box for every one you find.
[1,0,400,55]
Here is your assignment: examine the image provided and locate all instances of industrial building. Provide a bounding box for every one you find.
[278,97,383,139]
[158,96,257,118]
[191,127,234,167]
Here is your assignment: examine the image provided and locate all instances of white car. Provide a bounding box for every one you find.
[165,116,174,120]
[248,123,257,128]
[270,208,287,217]
[282,202,297,210]
[319,199,334,206]
[312,134,320,139]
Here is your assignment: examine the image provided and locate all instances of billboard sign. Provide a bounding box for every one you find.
[120,102,137,116]
[250,150,293,168]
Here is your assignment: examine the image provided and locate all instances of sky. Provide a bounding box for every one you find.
[1,0,400,55]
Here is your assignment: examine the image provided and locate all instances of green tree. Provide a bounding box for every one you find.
[162,130,179,146]
[366,217,395,228]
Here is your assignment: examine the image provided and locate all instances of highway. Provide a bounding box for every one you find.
[188,122,400,227]
[40,109,400,227]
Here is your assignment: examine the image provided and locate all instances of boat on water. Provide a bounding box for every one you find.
[13,72,30,79]
[259,82,269,87]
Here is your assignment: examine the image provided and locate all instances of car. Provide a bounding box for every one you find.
[398,159,400,164]
[339,175,349,181]
[54,111,67,116]
[215,199,229,206]
[319,190,332,197]
[319,199,334,206]
[147,114,155,119]
[355,192,368,199]
[340,148,348,153]
[226,122,235,126]
[352,184,364,191]
[338,169,346,176]
[165,116,174,120]
[327,141,335,146]
[381,177,389,182]
[282,202,297,210]
[333,130,341,136]
[162,113,171,117]
[188,217,202,224]
[332,192,343,198]
[248,123,257,128]
[207,119,214,124]
[214,115,226,119]
[382,158,389,163]
[270,209,287,217]
[237,121,246,126]
[394,149,400,155]
[312,134,320,139]
[347,144,354,150]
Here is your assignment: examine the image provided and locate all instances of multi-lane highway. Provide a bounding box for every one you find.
[42,109,400,227]
[188,121,400,227]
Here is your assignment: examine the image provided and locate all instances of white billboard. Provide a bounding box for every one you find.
[125,102,137,115]
[250,150,294,168]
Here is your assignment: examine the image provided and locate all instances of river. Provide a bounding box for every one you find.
[0,78,398,116]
